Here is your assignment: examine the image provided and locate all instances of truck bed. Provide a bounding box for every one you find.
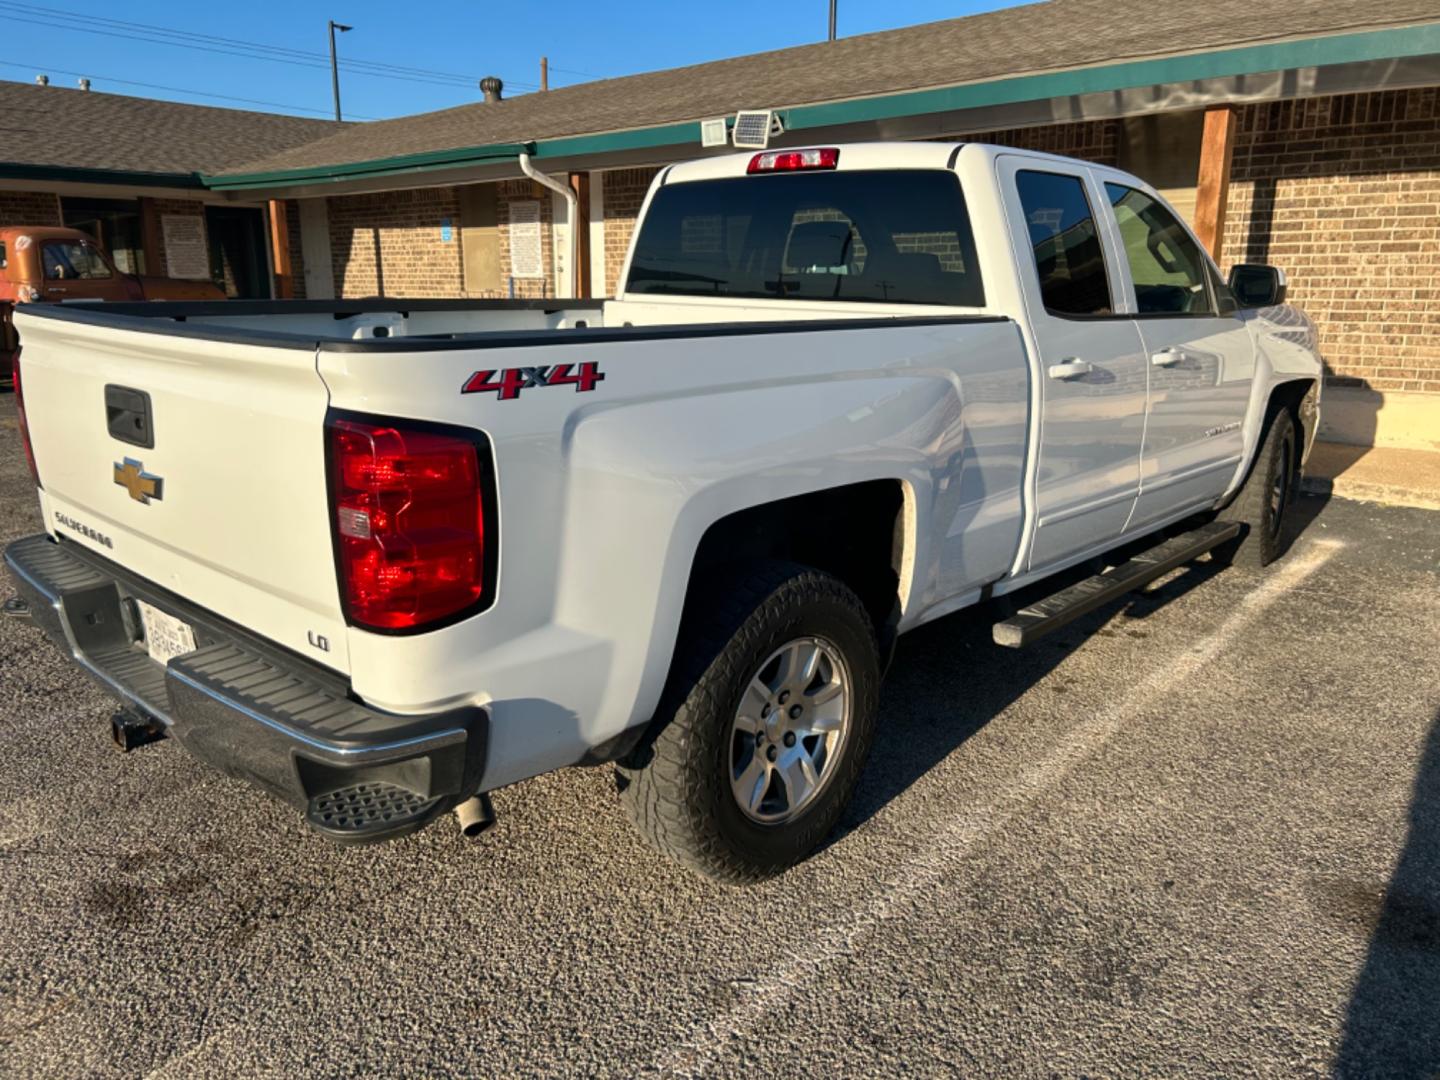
[13,296,1028,789]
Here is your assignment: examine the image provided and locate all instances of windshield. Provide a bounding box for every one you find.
[626,169,984,307]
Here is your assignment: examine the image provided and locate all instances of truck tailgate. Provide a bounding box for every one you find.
[15,311,349,673]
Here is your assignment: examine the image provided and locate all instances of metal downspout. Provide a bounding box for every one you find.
[518,151,579,299]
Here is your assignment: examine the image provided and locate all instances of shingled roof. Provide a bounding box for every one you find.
[0,80,341,182]
[212,0,1440,180]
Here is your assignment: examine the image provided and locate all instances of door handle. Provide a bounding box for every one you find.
[1151,347,1184,367]
[1047,358,1093,380]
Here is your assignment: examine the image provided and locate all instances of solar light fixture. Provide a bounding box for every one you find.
[731,110,776,150]
[700,117,729,148]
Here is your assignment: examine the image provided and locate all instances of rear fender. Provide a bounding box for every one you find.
[556,375,959,734]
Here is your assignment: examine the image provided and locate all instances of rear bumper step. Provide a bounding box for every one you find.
[993,521,1241,648]
[4,533,487,844]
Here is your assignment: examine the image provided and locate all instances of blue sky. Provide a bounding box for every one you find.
[0,0,1028,121]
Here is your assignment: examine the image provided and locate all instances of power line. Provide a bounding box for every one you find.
[0,58,378,118]
[1,1,480,81]
[0,12,493,90]
[547,64,607,79]
[0,4,543,91]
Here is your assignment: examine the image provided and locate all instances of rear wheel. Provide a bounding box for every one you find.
[1216,410,1297,569]
[617,563,880,882]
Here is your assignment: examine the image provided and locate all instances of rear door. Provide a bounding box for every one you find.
[15,309,349,671]
[998,158,1149,571]
[1096,180,1255,528]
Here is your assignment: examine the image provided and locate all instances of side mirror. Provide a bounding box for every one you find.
[1228,264,1287,308]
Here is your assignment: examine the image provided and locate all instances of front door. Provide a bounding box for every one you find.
[205,206,270,298]
[999,158,1149,572]
[1097,181,1255,528]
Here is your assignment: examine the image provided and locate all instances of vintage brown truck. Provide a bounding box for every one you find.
[2,225,224,381]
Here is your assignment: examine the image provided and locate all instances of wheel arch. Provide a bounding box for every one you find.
[1226,376,1316,508]
[686,478,912,661]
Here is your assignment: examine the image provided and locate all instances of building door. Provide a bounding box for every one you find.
[1097,180,1255,529]
[459,185,501,296]
[205,205,269,298]
[298,199,335,299]
[998,157,1150,572]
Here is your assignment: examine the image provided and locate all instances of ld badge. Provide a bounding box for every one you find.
[114,458,163,505]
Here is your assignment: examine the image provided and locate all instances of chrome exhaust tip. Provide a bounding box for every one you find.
[455,793,496,839]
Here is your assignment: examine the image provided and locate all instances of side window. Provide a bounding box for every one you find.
[41,241,112,281]
[0,240,6,270]
[1104,184,1214,315]
[1015,170,1113,317]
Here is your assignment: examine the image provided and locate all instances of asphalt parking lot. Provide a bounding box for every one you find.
[0,394,1437,1079]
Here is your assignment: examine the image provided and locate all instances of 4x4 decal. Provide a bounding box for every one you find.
[462,362,605,401]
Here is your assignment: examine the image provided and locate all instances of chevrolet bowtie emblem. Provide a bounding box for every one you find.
[114,458,163,505]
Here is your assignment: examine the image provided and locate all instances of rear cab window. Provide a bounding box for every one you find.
[626,170,984,307]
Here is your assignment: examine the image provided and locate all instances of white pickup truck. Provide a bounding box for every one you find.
[5,142,1320,880]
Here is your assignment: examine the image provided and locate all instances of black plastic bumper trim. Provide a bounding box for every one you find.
[166,666,468,758]
[4,533,488,844]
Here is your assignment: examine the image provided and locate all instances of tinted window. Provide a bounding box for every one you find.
[41,240,111,281]
[1015,171,1112,316]
[627,170,984,307]
[1104,183,1213,315]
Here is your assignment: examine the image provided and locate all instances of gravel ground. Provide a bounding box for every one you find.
[0,394,1437,1078]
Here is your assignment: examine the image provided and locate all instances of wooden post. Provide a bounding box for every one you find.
[268,199,294,299]
[138,197,164,276]
[570,172,591,298]
[540,56,549,92]
[1193,104,1238,264]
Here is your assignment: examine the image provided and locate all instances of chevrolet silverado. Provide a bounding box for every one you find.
[3,142,1321,881]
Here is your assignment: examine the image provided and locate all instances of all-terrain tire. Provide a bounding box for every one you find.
[616,562,881,883]
[1216,409,1298,569]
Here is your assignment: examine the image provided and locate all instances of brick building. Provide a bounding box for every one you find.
[0,82,337,297]
[4,0,1439,447]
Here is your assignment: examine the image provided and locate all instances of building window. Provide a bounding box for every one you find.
[61,197,147,274]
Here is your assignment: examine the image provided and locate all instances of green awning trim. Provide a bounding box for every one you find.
[202,143,532,191]
[203,23,1440,192]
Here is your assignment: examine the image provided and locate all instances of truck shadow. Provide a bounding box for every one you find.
[831,492,1331,844]
[833,551,1226,839]
[1334,707,1440,1078]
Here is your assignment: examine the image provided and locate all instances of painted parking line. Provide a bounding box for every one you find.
[655,540,1345,1078]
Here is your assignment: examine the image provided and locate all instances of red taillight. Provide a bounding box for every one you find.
[325,414,492,632]
[12,349,40,488]
[747,148,840,174]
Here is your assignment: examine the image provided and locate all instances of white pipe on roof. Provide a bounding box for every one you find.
[518,151,578,300]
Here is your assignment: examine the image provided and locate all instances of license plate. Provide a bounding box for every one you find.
[136,599,196,666]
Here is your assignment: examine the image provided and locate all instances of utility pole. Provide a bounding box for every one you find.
[328,19,353,122]
[828,0,837,41]
[540,56,549,91]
